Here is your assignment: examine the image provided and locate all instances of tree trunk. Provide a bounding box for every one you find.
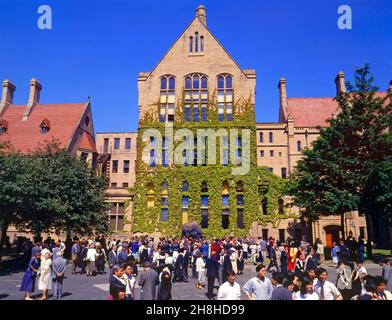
[340,212,346,240]
[365,213,374,242]
[0,222,9,262]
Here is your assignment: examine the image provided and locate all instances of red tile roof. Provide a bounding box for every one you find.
[287,92,388,127]
[78,130,97,153]
[0,103,87,154]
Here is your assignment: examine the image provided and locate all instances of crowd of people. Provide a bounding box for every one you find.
[17,234,392,301]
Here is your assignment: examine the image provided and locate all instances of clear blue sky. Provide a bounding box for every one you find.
[0,0,391,133]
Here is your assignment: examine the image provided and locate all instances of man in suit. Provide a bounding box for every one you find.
[52,251,67,299]
[206,251,220,299]
[108,245,118,280]
[222,250,233,283]
[271,272,292,300]
[139,261,159,300]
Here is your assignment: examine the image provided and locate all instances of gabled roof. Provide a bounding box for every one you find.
[78,130,97,153]
[287,92,388,127]
[0,103,88,154]
[142,12,253,81]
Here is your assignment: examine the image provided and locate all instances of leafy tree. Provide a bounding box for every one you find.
[290,65,392,239]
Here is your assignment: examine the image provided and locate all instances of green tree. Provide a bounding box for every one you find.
[290,65,392,239]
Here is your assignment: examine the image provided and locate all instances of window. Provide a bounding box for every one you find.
[217,74,234,121]
[278,199,285,214]
[40,125,49,134]
[297,141,302,152]
[112,160,118,173]
[182,196,189,208]
[161,208,169,222]
[184,74,208,122]
[108,203,125,231]
[201,195,209,207]
[195,32,199,52]
[39,119,50,134]
[269,132,273,143]
[114,138,120,150]
[262,229,269,240]
[111,183,117,188]
[222,209,230,229]
[222,181,230,206]
[162,136,169,167]
[189,36,193,52]
[279,229,286,242]
[360,227,365,239]
[123,160,130,173]
[125,138,131,150]
[201,209,208,229]
[259,132,263,143]
[270,150,274,157]
[201,182,209,229]
[261,199,267,215]
[182,181,189,192]
[122,183,129,188]
[268,168,273,173]
[150,137,156,167]
[103,138,109,153]
[237,209,244,229]
[260,150,264,157]
[237,195,244,206]
[281,167,287,179]
[200,36,204,52]
[161,182,169,222]
[0,120,8,135]
[147,183,155,208]
[160,75,176,122]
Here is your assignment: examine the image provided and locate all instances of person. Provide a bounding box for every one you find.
[280,245,288,276]
[109,265,126,299]
[78,242,88,274]
[331,242,340,267]
[243,264,273,300]
[358,275,378,300]
[237,245,244,275]
[336,261,352,300]
[271,272,292,300]
[139,261,159,300]
[316,239,325,265]
[117,247,128,266]
[306,267,318,287]
[288,244,298,272]
[206,251,220,299]
[20,251,41,300]
[38,251,53,300]
[314,268,343,300]
[229,247,238,275]
[380,259,391,288]
[174,248,187,283]
[374,276,392,300]
[266,245,279,273]
[86,242,98,276]
[222,249,233,283]
[196,252,206,289]
[71,240,79,274]
[304,247,317,272]
[192,244,201,278]
[356,262,367,279]
[157,267,172,300]
[96,244,106,275]
[51,251,67,299]
[294,277,320,300]
[217,271,241,300]
[122,263,136,300]
[338,239,349,265]
[351,266,363,297]
[108,245,117,279]
[139,243,149,267]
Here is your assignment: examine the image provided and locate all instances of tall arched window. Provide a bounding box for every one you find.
[222,181,230,229]
[161,182,169,221]
[217,74,233,121]
[150,137,156,167]
[147,183,155,208]
[182,181,189,224]
[297,141,302,152]
[195,32,199,52]
[189,36,193,52]
[200,36,204,52]
[201,182,209,228]
[236,181,244,228]
[160,75,175,122]
[259,132,263,143]
[162,136,169,167]
[184,74,208,122]
[269,132,273,143]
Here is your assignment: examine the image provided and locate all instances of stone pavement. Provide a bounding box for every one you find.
[0,261,382,300]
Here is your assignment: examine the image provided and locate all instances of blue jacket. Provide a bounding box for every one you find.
[206,256,219,278]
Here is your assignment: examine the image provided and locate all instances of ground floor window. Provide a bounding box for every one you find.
[279,229,285,242]
[108,202,125,232]
[237,209,244,229]
[222,209,230,229]
[201,209,208,229]
[262,229,268,240]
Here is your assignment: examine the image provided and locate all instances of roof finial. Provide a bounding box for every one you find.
[196,5,206,26]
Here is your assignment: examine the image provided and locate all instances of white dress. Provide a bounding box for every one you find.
[38,258,53,290]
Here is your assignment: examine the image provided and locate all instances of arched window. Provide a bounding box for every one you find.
[150,137,156,167]
[259,132,263,143]
[182,181,189,224]
[281,167,287,179]
[236,181,245,229]
[184,74,208,122]
[222,181,230,229]
[200,36,204,52]
[195,32,199,52]
[217,74,233,122]
[147,183,155,208]
[189,36,193,53]
[278,198,285,215]
[297,141,302,152]
[162,136,169,167]
[160,75,175,123]
[161,182,169,221]
[182,181,189,192]
[269,132,273,143]
[261,198,267,215]
[201,182,209,229]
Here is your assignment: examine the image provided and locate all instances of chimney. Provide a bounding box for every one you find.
[0,79,16,116]
[23,78,42,121]
[278,77,288,122]
[335,71,346,95]
[196,5,207,25]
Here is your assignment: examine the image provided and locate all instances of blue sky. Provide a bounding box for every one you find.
[0,0,391,133]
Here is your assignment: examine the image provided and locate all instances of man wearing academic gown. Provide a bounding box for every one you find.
[52,251,67,299]
[139,262,159,300]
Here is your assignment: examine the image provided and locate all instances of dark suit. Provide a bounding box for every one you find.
[138,268,159,300]
[206,256,220,299]
[222,254,232,283]
[271,286,293,300]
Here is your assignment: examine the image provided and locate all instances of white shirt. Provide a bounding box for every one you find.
[243,243,248,252]
[87,248,97,262]
[294,291,320,300]
[122,274,136,296]
[196,257,206,272]
[218,281,241,300]
[314,280,341,300]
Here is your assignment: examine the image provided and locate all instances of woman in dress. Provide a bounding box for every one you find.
[38,252,52,300]
[294,277,320,300]
[96,244,106,275]
[157,267,172,300]
[20,251,41,300]
[288,242,298,272]
[230,248,238,275]
[237,245,244,275]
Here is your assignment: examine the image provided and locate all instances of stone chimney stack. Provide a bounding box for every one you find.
[278,77,288,122]
[196,5,207,26]
[335,71,346,95]
[23,78,42,121]
[28,78,42,105]
[0,79,16,116]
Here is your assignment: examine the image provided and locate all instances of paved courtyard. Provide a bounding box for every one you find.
[0,260,382,300]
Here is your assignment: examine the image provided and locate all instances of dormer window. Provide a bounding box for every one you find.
[0,119,8,135]
[39,118,50,134]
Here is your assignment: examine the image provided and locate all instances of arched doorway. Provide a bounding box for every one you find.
[324,225,341,248]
